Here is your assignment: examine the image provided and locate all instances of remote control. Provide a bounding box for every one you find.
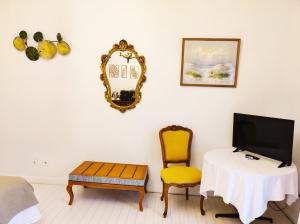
[245,154,260,160]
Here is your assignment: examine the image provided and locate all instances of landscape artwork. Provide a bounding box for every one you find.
[180,38,241,87]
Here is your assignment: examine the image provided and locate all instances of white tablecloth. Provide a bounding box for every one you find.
[200,148,299,224]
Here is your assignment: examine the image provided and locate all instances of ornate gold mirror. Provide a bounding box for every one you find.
[100,40,146,113]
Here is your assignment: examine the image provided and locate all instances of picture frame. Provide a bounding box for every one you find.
[121,65,127,78]
[180,38,241,87]
[109,64,119,78]
[130,65,140,79]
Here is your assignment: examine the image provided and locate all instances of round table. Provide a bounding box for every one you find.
[200,148,298,224]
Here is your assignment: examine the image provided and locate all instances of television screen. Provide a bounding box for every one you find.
[233,113,295,167]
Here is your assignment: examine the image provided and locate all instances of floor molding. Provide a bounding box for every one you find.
[25,176,67,185]
[25,176,201,195]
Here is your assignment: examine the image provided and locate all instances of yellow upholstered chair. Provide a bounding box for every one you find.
[159,125,205,218]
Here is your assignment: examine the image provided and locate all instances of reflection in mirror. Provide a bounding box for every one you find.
[106,50,141,106]
[100,40,146,112]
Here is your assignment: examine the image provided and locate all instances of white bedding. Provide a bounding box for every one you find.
[8,206,41,224]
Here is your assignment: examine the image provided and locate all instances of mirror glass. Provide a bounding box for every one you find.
[100,40,146,112]
[106,50,141,106]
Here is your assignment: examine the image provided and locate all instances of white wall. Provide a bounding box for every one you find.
[0,0,299,217]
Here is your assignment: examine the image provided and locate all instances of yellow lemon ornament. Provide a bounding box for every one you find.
[38,40,57,59]
[57,41,71,55]
[56,33,71,56]
[13,37,26,51]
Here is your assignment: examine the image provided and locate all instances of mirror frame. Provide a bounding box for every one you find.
[100,40,146,113]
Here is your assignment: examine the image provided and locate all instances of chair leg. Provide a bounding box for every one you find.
[200,195,205,216]
[160,181,164,201]
[185,188,189,200]
[163,184,170,218]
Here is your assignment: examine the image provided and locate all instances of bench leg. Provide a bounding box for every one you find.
[66,184,74,205]
[139,190,145,212]
[144,174,149,193]
[200,195,205,215]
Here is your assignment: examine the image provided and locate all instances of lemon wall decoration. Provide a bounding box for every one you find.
[56,33,71,55]
[13,31,27,51]
[13,31,71,61]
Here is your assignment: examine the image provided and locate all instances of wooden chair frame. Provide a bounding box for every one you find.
[159,125,205,218]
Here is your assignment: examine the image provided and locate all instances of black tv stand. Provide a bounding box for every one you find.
[278,162,290,168]
[215,213,273,223]
[233,148,243,152]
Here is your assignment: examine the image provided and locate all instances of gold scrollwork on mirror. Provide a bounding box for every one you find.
[100,40,146,113]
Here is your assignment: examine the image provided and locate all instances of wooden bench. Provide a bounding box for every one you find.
[67,161,149,211]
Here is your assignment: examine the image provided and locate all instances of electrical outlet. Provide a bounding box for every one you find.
[33,159,48,167]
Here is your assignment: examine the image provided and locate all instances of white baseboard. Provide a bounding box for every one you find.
[25,176,67,185]
[24,176,201,196]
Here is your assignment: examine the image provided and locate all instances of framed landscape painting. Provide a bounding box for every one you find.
[180,38,241,87]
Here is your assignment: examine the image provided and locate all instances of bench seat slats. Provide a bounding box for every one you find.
[107,164,126,178]
[83,162,103,176]
[133,165,148,180]
[70,161,93,175]
[95,163,114,177]
[120,165,137,179]
[69,162,148,187]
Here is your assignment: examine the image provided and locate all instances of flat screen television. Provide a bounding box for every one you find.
[233,113,295,168]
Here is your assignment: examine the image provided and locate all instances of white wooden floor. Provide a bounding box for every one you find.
[33,184,290,224]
